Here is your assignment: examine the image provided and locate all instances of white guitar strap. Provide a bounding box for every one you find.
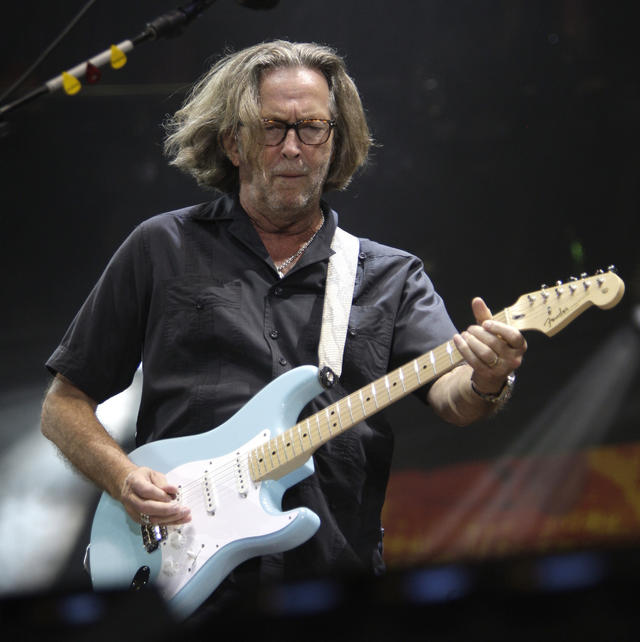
[317,226,360,387]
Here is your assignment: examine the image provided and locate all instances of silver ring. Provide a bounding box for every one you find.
[140,513,151,526]
[488,354,499,368]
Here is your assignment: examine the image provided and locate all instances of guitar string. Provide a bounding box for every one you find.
[169,474,251,516]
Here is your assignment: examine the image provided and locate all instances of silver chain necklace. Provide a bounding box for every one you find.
[276,213,325,278]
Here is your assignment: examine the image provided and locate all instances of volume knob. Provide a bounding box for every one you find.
[168,531,185,548]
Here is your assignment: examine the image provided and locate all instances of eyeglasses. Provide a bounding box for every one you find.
[260,118,336,146]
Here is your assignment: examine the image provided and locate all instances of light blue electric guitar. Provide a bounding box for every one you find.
[89,270,624,618]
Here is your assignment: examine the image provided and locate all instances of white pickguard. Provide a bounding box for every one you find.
[156,430,295,601]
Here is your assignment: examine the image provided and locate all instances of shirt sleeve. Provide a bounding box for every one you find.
[389,254,459,371]
[45,223,150,404]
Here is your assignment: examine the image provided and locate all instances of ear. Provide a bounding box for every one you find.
[221,131,241,167]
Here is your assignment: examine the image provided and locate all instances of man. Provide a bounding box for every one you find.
[41,40,526,607]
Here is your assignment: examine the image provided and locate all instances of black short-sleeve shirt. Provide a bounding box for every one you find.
[46,193,458,579]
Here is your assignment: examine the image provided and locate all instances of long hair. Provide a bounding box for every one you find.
[163,40,372,193]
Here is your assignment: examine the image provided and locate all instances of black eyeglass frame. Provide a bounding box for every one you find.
[260,118,337,146]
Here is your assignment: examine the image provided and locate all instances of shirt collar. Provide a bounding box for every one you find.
[190,192,340,271]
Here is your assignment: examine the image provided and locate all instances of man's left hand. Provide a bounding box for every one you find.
[453,297,527,395]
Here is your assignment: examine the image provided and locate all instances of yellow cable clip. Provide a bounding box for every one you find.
[110,44,127,69]
[62,71,81,95]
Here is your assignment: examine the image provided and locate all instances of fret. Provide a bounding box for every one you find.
[268,439,280,467]
[287,427,297,457]
[346,396,355,423]
[282,431,294,460]
[358,390,366,416]
[277,433,288,463]
[256,444,269,475]
[398,367,406,392]
[253,448,265,478]
[260,443,270,471]
[446,341,454,365]
[248,450,258,479]
[335,404,342,432]
[384,375,391,401]
[371,382,379,409]
[255,450,264,479]
[299,424,310,452]
[430,350,436,375]
[305,418,314,447]
[325,407,334,436]
[414,358,422,385]
[315,414,323,441]
[334,402,345,430]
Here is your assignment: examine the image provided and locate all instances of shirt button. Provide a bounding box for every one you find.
[270,330,279,339]
[359,251,366,261]
[279,357,288,366]
[273,286,283,296]
[348,327,357,337]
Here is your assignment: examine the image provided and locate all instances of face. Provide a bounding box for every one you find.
[225,66,334,226]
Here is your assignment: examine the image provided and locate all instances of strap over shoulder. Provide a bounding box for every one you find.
[317,227,360,387]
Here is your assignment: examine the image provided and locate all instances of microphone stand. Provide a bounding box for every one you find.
[0,0,217,118]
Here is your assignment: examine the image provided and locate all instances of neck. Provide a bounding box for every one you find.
[247,210,325,278]
[244,204,323,238]
[242,199,325,263]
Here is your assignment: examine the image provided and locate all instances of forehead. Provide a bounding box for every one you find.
[258,66,331,117]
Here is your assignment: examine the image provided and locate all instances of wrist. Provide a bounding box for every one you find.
[471,373,516,405]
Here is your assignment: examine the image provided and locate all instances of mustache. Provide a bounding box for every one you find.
[270,163,309,175]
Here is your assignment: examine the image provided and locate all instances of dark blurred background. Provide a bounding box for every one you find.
[1,0,639,636]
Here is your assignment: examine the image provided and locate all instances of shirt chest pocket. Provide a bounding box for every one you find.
[162,277,243,376]
[343,304,394,382]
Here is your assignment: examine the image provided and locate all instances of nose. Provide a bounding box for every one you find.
[280,127,302,158]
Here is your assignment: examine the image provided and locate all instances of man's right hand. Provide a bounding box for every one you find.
[120,466,192,526]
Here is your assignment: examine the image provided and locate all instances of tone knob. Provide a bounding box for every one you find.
[162,559,179,576]
[168,531,184,548]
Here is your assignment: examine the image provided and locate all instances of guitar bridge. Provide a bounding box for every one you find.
[141,523,167,553]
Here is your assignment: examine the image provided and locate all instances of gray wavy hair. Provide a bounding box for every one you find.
[163,40,372,193]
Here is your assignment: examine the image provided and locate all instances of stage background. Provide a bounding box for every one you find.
[1,0,639,622]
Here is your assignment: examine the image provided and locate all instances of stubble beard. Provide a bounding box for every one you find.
[252,161,331,226]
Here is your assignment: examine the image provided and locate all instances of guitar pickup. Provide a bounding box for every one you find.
[235,453,248,498]
[203,468,217,515]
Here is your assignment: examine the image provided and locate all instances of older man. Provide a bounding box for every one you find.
[42,40,526,610]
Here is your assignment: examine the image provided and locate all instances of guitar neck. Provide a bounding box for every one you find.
[247,310,507,482]
[247,268,625,482]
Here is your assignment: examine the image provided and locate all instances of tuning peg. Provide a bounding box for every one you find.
[607,265,618,273]
[596,268,604,275]
[580,272,587,279]
[569,276,577,281]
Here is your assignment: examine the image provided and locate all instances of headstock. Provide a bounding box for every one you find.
[507,267,625,336]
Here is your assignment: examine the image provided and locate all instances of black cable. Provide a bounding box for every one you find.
[0,0,98,104]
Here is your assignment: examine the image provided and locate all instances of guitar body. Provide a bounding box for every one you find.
[89,365,325,619]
